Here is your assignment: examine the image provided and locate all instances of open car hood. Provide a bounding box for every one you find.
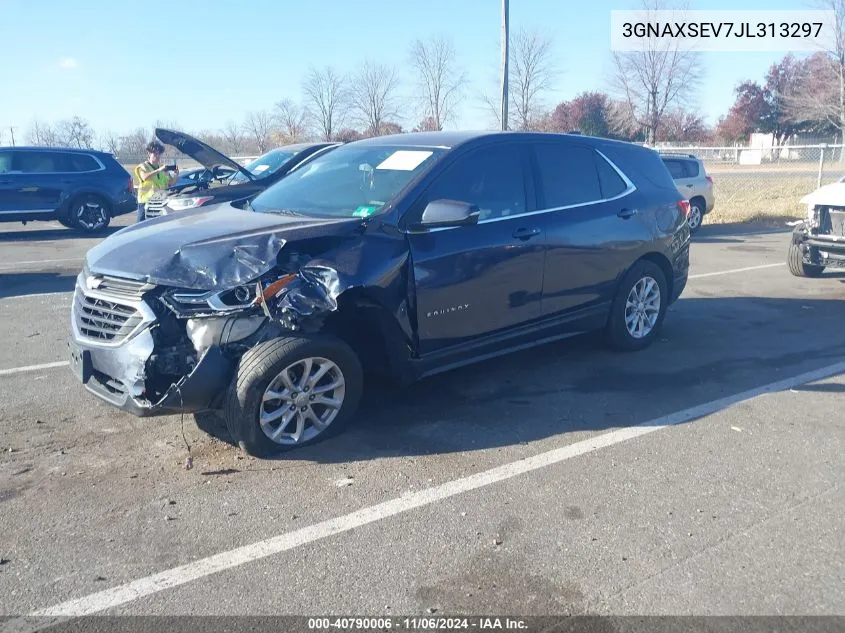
[155,128,254,182]
[800,182,845,207]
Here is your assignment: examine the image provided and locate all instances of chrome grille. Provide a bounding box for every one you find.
[74,288,144,343]
[144,198,167,218]
[830,210,845,238]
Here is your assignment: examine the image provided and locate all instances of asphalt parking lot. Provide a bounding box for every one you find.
[0,216,843,621]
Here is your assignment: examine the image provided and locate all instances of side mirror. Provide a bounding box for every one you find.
[419,199,480,229]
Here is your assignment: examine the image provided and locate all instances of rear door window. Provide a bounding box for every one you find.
[595,153,629,198]
[533,142,602,208]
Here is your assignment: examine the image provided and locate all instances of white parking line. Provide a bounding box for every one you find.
[7,360,841,623]
[0,258,82,269]
[689,263,784,279]
[0,361,69,377]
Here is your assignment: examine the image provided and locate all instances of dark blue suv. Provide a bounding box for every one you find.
[0,147,136,232]
[70,131,691,456]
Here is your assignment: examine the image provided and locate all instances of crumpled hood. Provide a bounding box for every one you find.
[85,204,363,291]
[800,182,845,207]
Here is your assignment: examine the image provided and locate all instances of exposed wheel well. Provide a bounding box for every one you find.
[320,292,411,386]
[689,195,706,212]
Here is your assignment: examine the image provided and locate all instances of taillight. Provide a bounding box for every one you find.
[705,176,713,184]
[678,200,690,217]
[127,176,134,193]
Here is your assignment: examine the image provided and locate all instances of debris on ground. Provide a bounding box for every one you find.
[427,607,438,614]
[0,558,9,566]
[184,457,193,470]
[493,536,503,546]
[731,426,743,433]
[335,476,355,487]
[93,575,106,582]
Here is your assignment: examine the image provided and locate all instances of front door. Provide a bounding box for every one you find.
[406,142,546,356]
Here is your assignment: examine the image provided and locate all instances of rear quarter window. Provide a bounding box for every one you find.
[595,152,629,198]
[662,159,686,179]
[684,160,700,178]
[66,153,101,172]
[601,144,677,191]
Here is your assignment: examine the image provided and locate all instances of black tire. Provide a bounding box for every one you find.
[787,241,824,278]
[605,260,668,352]
[688,198,705,232]
[224,335,363,457]
[57,217,75,229]
[68,194,111,233]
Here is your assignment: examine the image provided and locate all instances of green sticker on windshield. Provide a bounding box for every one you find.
[353,205,378,217]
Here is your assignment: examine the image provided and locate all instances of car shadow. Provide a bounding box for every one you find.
[0,272,77,298]
[694,221,793,243]
[0,226,123,243]
[195,294,845,463]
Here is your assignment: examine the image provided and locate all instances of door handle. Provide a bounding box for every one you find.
[512,227,541,240]
[685,184,694,188]
[617,208,639,219]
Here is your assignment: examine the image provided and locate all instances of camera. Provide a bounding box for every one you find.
[164,162,177,171]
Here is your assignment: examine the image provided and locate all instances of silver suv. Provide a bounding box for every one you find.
[659,153,715,232]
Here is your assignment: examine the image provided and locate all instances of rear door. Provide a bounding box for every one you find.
[0,150,18,214]
[532,140,648,321]
[13,151,66,213]
[406,141,546,356]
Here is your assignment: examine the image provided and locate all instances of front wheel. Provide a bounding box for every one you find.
[224,335,363,457]
[605,260,668,352]
[787,241,825,278]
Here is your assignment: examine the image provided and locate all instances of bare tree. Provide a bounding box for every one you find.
[302,66,349,141]
[483,28,558,130]
[274,98,309,142]
[117,128,149,162]
[242,110,274,154]
[786,0,845,145]
[350,60,402,136]
[221,120,245,154]
[99,129,120,154]
[27,118,60,146]
[409,36,466,130]
[611,0,702,144]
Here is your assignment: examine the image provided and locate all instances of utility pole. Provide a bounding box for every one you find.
[500,0,509,131]
[9,127,16,146]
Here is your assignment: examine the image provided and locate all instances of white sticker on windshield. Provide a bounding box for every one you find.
[252,164,270,173]
[376,150,433,171]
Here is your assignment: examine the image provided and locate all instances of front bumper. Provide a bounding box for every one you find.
[69,281,235,417]
[793,224,845,268]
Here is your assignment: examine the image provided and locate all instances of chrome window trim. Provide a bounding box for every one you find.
[418,149,637,233]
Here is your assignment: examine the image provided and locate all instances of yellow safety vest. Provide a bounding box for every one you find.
[135,161,170,203]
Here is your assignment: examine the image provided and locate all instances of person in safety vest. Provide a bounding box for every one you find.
[134,140,177,222]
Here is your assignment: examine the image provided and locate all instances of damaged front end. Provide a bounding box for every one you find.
[68,249,345,417]
[793,184,845,269]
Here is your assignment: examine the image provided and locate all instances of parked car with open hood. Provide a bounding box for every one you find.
[143,128,339,218]
[169,165,237,193]
[788,180,845,276]
[69,131,690,456]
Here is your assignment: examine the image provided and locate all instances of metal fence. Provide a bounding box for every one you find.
[648,143,845,223]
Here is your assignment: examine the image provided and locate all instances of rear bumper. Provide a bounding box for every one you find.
[113,192,137,217]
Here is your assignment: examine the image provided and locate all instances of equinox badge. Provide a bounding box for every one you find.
[426,303,470,318]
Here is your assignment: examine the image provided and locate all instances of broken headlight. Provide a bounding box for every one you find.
[161,285,258,317]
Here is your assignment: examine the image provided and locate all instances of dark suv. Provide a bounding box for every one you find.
[0,147,136,232]
[69,131,690,456]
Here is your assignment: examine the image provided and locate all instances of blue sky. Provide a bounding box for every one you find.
[0,0,813,141]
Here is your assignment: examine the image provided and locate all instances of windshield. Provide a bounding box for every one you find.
[230,149,297,183]
[249,145,444,218]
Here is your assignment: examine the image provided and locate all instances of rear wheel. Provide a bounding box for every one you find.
[68,194,111,233]
[605,260,668,352]
[787,241,825,277]
[688,198,705,232]
[224,335,363,457]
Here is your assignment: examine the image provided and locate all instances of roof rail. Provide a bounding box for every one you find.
[657,150,698,159]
